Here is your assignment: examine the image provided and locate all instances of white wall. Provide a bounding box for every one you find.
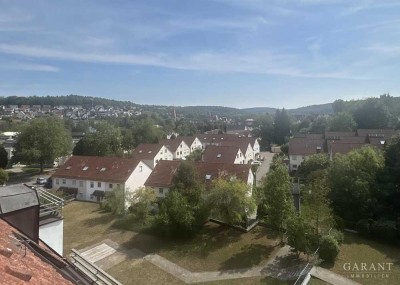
[39,219,63,256]
[172,141,190,160]
[234,150,246,164]
[289,155,305,172]
[190,138,203,152]
[153,146,173,168]
[125,161,153,197]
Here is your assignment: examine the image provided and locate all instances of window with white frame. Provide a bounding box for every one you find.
[72,180,76,186]
[97,182,101,187]
[62,179,66,185]
[56,179,59,185]
[159,188,164,194]
[79,181,83,187]
[90,182,94,188]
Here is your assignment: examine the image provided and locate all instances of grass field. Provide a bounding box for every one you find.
[322,232,400,285]
[63,201,291,285]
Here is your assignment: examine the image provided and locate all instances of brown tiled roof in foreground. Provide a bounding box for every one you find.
[329,142,368,156]
[0,219,73,285]
[52,155,141,183]
[145,160,251,188]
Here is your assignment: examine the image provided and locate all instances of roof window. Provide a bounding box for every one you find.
[217,154,222,158]
[82,166,89,171]
[66,166,71,170]
[205,174,212,180]
[100,167,106,171]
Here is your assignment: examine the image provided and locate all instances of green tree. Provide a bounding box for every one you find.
[332,99,346,114]
[0,146,8,168]
[13,118,72,173]
[319,235,340,263]
[252,114,274,150]
[287,215,315,258]
[0,168,9,185]
[186,149,202,161]
[328,112,357,132]
[296,154,330,182]
[273,109,291,145]
[302,171,334,235]
[208,178,256,225]
[328,146,384,223]
[309,116,328,134]
[102,186,126,216]
[259,161,295,241]
[73,122,122,156]
[155,191,196,238]
[130,187,157,224]
[353,98,390,129]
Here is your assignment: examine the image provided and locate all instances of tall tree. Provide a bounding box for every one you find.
[208,178,256,225]
[259,161,295,240]
[273,109,291,145]
[73,122,122,156]
[296,154,331,182]
[0,146,8,168]
[328,146,384,223]
[328,112,357,132]
[332,99,346,114]
[302,171,334,235]
[252,114,274,150]
[13,118,72,173]
[0,168,8,185]
[353,98,390,129]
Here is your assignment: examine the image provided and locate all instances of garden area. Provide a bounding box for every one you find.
[321,232,400,285]
[63,201,293,285]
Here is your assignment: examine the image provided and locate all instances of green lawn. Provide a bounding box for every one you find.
[307,277,330,285]
[63,201,291,285]
[322,232,400,285]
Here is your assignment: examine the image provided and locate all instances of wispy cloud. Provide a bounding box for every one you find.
[0,43,369,80]
[365,44,400,56]
[1,62,60,72]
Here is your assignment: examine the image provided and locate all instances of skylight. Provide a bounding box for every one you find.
[100,167,106,171]
[66,166,71,170]
[148,150,152,153]
[217,154,221,158]
[205,174,211,180]
[82,166,89,171]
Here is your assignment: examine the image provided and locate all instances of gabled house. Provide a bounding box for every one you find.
[52,156,152,201]
[288,137,325,172]
[220,141,254,163]
[202,145,245,164]
[132,143,173,169]
[160,139,190,160]
[145,160,254,198]
[181,136,203,153]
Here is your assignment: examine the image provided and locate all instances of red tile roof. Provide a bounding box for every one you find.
[144,160,251,188]
[324,131,356,139]
[132,144,164,160]
[288,137,325,156]
[52,155,141,183]
[220,141,251,155]
[180,136,197,147]
[202,146,242,164]
[0,219,73,285]
[356,129,399,138]
[329,142,368,156]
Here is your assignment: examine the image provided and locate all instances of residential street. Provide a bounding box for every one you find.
[255,151,275,187]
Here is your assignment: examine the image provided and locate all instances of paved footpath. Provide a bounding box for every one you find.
[310,266,362,285]
[80,241,306,283]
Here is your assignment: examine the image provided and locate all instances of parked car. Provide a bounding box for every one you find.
[251,161,262,166]
[36,177,47,185]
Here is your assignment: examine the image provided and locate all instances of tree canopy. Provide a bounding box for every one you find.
[0,146,8,168]
[13,118,72,172]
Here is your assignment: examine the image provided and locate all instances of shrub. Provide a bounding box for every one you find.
[356,219,370,237]
[334,216,345,230]
[370,220,398,244]
[319,235,340,263]
[329,229,344,245]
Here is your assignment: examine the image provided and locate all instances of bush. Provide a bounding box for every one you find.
[329,229,344,245]
[356,219,370,237]
[370,220,398,244]
[319,235,340,263]
[334,216,345,230]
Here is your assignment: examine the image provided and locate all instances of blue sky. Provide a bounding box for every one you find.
[0,0,399,108]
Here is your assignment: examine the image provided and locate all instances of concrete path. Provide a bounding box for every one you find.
[256,151,274,186]
[310,266,362,285]
[80,241,306,283]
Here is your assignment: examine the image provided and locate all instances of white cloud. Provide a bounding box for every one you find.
[0,43,370,80]
[1,62,60,72]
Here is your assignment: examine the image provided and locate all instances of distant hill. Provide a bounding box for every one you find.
[241,107,276,114]
[288,103,333,115]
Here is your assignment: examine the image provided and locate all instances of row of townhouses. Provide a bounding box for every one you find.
[51,134,261,203]
[288,129,400,172]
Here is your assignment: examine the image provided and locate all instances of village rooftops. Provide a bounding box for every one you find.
[220,141,252,155]
[144,160,252,188]
[52,155,142,183]
[356,129,400,138]
[132,143,164,160]
[324,131,356,139]
[288,137,325,156]
[328,142,367,156]
[160,139,186,152]
[202,145,243,164]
